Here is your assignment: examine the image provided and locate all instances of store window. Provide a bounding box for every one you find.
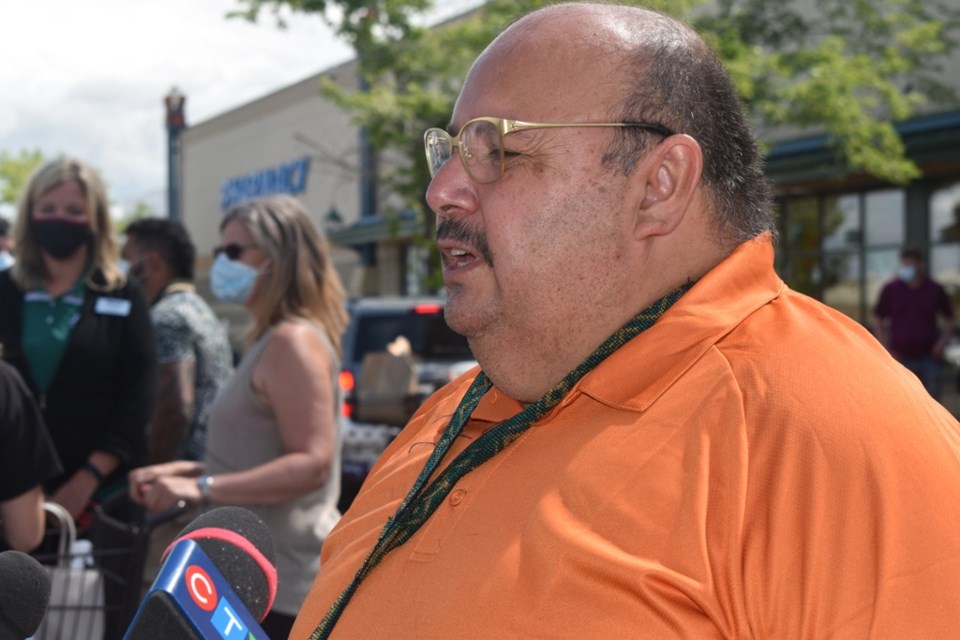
[864,190,905,247]
[822,250,862,320]
[778,188,911,325]
[822,194,862,321]
[779,197,820,297]
[822,194,860,252]
[864,190,906,315]
[930,181,960,310]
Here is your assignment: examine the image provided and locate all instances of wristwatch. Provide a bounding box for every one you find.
[196,475,215,505]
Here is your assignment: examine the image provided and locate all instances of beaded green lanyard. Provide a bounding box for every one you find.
[310,282,692,639]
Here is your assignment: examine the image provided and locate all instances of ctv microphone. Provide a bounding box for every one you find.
[0,550,52,640]
[124,507,277,640]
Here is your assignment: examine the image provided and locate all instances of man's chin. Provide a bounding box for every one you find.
[443,295,495,340]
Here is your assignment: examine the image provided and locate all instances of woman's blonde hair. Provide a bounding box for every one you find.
[221,195,348,357]
[11,155,124,291]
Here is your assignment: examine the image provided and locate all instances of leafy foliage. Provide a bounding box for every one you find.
[0,149,45,208]
[232,0,959,286]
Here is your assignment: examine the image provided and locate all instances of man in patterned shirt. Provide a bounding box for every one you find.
[123,218,232,463]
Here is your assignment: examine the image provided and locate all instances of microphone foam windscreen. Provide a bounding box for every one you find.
[165,507,277,620]
[0,550,52,639]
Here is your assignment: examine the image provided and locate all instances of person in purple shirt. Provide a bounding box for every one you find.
[873,247,956,400]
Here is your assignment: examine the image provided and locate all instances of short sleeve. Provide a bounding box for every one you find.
[153,306,195,364]
[0,362,62,501]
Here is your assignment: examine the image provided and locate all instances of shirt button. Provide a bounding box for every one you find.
[450,489,466,506]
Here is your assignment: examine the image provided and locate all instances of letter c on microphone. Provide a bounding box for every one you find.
[186,566,217,612]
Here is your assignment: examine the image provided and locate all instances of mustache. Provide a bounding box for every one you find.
[436,218,494,266]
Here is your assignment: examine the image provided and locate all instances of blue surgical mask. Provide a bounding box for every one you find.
[211,253,263,304]
[0,250,13,271]
[897,265,917,282]
[116,259,130,276]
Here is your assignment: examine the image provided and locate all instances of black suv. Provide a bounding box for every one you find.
[339,297,475,422]
[338,297,475,511]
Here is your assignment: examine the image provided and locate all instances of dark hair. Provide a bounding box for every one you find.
[602,8,776,247]
[900,246,924,262]
[125,217,196,280]
[0,217,9,236]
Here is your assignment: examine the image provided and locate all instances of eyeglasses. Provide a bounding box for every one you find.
[424,116,674,184]
[213,243,256,260]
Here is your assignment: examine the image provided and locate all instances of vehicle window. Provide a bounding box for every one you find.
[418,314,473,359]
[352,312,472,362]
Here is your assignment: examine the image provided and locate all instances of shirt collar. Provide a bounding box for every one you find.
[470,234,783,418]
[577,233,783,411]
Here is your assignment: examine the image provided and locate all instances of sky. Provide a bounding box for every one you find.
[0,0,480,219]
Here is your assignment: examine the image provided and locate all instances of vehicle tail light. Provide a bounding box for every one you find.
[342,399,355,419]
[339,370,355,393]
[339,370,356,418]
[413,303,442,314]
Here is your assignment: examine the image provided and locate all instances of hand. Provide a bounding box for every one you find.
[140,475,202,514]
[128,461,203,505]
[50,472,97,521]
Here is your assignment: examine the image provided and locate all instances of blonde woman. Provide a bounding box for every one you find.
[0,156,156,522]
[129,195,348,637]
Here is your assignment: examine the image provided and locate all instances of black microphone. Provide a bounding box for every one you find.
[123,506,277,640]
[0,550,52,640]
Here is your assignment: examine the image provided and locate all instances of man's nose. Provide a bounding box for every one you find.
[425,150,479,220]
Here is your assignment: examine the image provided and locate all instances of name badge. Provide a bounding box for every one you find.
[94,297,131,317]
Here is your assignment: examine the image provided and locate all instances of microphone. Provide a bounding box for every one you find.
[0,550,52,640]
[123,507,277,640]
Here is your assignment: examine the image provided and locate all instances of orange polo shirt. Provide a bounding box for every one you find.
[293,235,960,639]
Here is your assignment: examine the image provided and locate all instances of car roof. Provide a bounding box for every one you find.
[348,296,448,310]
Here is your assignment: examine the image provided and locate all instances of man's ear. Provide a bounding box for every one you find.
[629,134,703,240]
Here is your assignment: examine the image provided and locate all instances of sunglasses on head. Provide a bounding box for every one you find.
[213,243,256,261]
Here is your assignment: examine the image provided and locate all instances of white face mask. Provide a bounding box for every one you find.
[0,250,13,270]
[116,259,130,276]
[210,253,263,304]
[897,265,917,282]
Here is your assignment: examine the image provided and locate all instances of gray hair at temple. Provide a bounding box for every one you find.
[528,3,779,247]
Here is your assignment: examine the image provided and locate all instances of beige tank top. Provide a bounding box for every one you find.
[205,319,342,615]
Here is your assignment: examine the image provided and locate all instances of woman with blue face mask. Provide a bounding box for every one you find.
[128,195,349,639]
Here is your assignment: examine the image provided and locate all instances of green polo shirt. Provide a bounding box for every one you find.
[22,281,86,395]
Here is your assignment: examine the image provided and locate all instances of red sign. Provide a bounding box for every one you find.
[185,565,217,612]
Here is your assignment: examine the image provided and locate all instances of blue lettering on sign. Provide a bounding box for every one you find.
[220,157,311,210]
[212,598,248,639]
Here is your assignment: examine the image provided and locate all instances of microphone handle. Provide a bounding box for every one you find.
[124,591,202,640]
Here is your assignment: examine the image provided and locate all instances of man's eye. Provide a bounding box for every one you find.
[67,206,86,217]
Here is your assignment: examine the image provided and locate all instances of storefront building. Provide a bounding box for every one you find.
[178,29,960,331]
[768,110,960,326]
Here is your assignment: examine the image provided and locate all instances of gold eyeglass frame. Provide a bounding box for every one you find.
[424,116,674,184]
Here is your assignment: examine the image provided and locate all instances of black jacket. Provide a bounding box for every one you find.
[0,269,157,490]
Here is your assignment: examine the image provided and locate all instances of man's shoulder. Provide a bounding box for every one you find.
[151,289,229,358]
[923,276,952,295]
[153,289,218,327]
[875,277,913,301]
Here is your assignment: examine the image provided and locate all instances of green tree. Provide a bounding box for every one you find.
[115,201,155,235]
[233,0,959,285]
[0,148,45,208]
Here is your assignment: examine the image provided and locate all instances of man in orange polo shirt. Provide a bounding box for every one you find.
[293,3,960,638]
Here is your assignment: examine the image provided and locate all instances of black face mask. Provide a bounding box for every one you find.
[32,219,93,260]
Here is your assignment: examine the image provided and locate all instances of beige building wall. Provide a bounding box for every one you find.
[179,60,365,296]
